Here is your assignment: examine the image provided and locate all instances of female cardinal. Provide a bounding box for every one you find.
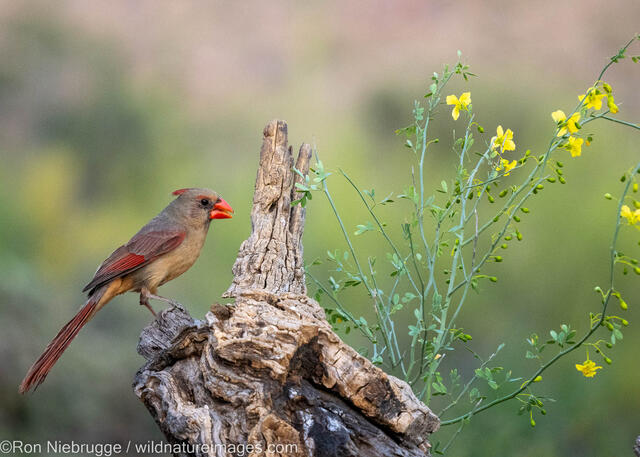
[19,188,233,394]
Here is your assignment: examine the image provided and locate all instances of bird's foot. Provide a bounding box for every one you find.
[141,290,186,314]
[168,300,186,313]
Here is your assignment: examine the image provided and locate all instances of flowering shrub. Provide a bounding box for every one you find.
[294,36,639,453]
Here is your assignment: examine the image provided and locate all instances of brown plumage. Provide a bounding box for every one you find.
[19,188,233,394]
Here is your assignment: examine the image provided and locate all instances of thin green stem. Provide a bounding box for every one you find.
[340,170,422,297]
[600,115,640,130]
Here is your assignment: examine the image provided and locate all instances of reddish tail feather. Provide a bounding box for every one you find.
[19,295,102,394]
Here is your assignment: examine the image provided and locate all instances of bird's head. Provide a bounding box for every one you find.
[170,188,234,227]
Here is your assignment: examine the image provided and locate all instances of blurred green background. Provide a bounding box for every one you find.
[1,1,639,456]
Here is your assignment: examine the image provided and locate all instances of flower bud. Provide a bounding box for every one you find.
[533,376,542,382]
[489,276,498,282]
[494,256,503,262]
[501,243,508,249]
[605,357,612,365]
[604,193,613,200]
[514,215,521,222]
[517,232,523,241]
[620,299,628,310]
[606,322,614,330]
[478,126,484,133]
[499,189,508,198]
[622,319,629,326]
[634,267,640,275]
[559,177,566,184]
[521,207,530,213]
[606,342,613,348]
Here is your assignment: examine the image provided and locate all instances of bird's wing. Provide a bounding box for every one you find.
[82,230,186,294]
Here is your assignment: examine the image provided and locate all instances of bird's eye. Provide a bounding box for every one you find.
[200,198,210,206]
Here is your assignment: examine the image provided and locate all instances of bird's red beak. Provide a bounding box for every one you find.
[209,198,234,220]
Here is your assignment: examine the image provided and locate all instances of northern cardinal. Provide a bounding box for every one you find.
[19,187,233,394]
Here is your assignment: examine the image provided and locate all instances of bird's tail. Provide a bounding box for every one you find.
[19,289,106,394]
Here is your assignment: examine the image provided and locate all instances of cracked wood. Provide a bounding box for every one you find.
[134,120,440,457]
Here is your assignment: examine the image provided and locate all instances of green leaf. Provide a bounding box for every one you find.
[379,193,395,205]
[354,221,375,235]
[401,292,417,303]
[469,387,482,403]
[613,328,623,340]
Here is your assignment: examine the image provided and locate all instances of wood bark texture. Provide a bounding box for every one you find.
[133,120,440,457]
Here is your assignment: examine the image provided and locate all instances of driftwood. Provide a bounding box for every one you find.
[133,120,440,457]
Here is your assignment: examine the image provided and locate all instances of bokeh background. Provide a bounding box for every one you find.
[1,1,639,456]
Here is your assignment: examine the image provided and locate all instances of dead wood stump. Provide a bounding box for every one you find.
[133,120,440,457]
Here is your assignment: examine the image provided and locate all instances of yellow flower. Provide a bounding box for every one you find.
[551,110,566,123]
[564,136,584,157]
[578,88,606,110]
[446,92,471,120]
[497,158,517,176]
[575,357,602,378]
[491,125,515,151]
[551,110,580,136]
[621,205,640,225]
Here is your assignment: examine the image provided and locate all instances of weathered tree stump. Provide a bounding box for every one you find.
[133,120,440,457]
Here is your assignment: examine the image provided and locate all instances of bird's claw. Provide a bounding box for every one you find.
[169,300,186,313]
